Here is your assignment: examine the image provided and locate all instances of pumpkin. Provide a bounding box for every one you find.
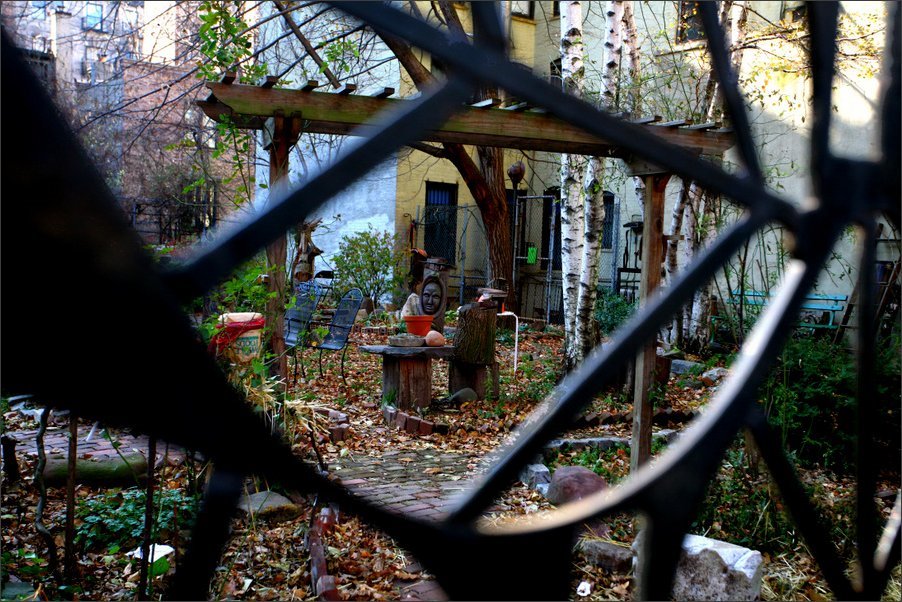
[424,330,446,347]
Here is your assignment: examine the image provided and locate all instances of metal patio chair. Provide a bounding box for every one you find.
[284,280,325,383]
[312,287,363,386]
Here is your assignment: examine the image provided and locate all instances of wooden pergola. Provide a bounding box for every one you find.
[198,76,735,470]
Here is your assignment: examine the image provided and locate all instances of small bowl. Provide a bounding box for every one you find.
[403,315,433,336]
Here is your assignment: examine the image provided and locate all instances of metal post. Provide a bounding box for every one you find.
[512,190,519,302]
[545,197,557,326]
[610,201,621,291]
[459,208,470,306]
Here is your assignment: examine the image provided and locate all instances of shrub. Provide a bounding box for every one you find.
[75,487,199,551]
[331,227,407,307]
[759,330,900,473]
[593,288,638,337]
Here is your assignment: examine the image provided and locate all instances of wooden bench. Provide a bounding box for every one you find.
[712,289,848,337]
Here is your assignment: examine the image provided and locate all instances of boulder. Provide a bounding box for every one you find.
[701,367,729,387]
[519,463,551,489]
[238,491,302,522]
[545,466,607,505]
[576,538,633,573]
[447,387,478,405]
[670,359,704,375]
[633,532,763,600]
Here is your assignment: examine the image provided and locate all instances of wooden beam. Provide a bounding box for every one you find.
[372,87,395,98]
[219,71,236,85]
[630,171,671,474]
[259,75,279,89]
[301,80,319,92]
[630,115,662,125]
[653,119,691,128]
[199,82,735,156]
[685,121,721,130]
[337,83,357,95]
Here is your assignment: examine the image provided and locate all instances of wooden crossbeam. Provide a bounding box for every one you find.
[337,83,357,95]
[685,121,721,130]
[259,75,279,89]
[301,80,319,92]
[654,119,691,127]
[199,82,735,156]
[630,115,662,125]
[219,71,237,85]
[373,87,395,98]
[471,98,502,108]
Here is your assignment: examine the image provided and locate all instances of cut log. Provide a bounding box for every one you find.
[454,302,496,365]
[43,452,147,486]
[448,361,499,400]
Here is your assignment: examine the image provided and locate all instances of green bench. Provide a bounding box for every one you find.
[712,289,848,338]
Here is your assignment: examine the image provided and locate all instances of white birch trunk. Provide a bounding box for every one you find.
[560,1,586,367]
[602,1,624,110]
[574,156,607,360]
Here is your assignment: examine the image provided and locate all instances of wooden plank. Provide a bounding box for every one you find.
[372,87,395,98]
[399,357,432,410]
[202,83,735,156]
[653,119,691,127]
[630,115,662,124]
[219,71,236,85]
[471,98,502,108]
[337,83,357,95]
[502,102,530,111]
[685,121,721,130]
[382,356,400,407]
[301,80,319,92]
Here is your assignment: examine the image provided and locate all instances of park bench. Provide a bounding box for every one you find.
[711,288,847,340]
[312,288,364,385]
[284,281,326,383]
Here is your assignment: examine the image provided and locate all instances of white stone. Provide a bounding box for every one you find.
[633,532,763,601]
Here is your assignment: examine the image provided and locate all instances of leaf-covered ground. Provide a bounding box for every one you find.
[2,324,899,600]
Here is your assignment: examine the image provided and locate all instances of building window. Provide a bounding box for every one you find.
[552,2,560,18]
[601,191,615,249]
[511,1,535,20]
[84,2,103,30]
[541,188,562,270]
[424,182,458,263]
[677,1,705,43]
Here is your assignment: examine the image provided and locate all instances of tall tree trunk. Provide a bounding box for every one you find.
[602,1,624,111]
[621,1,640,115]
[379,2,516,310]
[575,157,606,360]
[560,1,587,369]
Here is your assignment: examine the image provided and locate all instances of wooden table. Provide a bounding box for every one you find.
[359,345,455,410]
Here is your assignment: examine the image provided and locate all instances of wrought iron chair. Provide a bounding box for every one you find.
[284,280,325,383]
[312,288,364,386]
[2,3,899,599]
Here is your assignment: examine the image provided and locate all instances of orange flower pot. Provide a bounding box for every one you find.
[403,315,433,336]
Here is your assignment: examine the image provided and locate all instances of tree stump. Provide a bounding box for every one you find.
[450,302,499,399]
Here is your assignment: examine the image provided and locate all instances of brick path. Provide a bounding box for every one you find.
[330,449,479,523]
[6,425,186,463]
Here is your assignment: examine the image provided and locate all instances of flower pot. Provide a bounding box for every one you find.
[403,315,433,336]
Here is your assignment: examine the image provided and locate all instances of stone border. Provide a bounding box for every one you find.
[307,505,341,601]
[312,408,352,443]
[381,406,449,437]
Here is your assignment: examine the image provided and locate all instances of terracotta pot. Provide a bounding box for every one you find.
[403,315,433,336]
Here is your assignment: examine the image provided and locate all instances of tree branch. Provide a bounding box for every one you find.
[272,0,341,89]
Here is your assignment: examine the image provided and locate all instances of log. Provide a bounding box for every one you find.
[454,302,496,365]
[43,452,147,486]
[449,361,499,400]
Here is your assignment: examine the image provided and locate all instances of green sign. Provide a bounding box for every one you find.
[526,244,538,265]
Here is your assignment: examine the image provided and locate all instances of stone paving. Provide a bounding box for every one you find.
[329,448,481,523]
[6,425,186,463]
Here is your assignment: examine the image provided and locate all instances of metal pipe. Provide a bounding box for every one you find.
[546,197,557,326]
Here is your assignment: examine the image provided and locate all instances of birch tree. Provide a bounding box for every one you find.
[560,1,628,369]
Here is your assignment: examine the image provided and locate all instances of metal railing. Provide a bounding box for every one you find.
[2,2,899,599]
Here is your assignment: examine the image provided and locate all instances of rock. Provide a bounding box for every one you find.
[1,580,35,600]
[535,482,550,497]
[519,463,551,489]
[701,367,729,387]
[577,538,634,573]
[545,466,607,505]
[425,330,446,347]
[447,387,478,405]
[238,491,302,522]
[670,359,704,375]
[633,532,763,601]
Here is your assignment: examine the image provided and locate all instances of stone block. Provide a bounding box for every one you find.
[394,412,407,430]
[633,532,763,601]
[519,463,551,489]
[701,367,729,387]
[383,405,397,425]
[418,419,434,435]
[576,538,634,573]
[237,491,302,522]
[433,423,450,435]
[405,415,421,434]
[671,359,704,375]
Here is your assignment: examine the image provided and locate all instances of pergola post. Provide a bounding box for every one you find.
[628,161,671,473]
[264,113,302,382]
